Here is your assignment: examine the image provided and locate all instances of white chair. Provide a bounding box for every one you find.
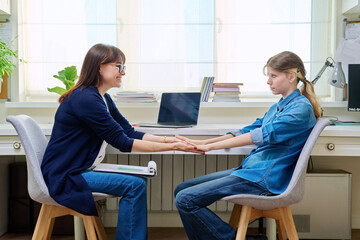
[6,115,113,240]
[222,119,330,240]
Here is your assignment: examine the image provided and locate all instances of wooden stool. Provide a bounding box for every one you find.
[33,204,107,240]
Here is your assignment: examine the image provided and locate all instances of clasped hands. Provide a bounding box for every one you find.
[168,135,210,155]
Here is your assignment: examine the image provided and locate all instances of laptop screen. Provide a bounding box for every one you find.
[158,92,201,125]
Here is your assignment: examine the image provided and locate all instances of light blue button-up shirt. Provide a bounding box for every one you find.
[228,89,316,194]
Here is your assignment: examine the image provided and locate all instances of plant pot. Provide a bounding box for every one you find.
[0,73,8,99]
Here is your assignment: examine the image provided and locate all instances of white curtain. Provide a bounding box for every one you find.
[18,0,335,101]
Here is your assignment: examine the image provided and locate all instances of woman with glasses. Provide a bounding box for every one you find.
[41,43,199,240]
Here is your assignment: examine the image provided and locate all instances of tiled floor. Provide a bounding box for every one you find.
[0,228,359,240]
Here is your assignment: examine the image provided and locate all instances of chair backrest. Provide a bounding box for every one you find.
[222,118,330,209]
[280,118,330,204]
[6,115,58,205]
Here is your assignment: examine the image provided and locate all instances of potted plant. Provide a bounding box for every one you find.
[0,38,18,99]
[48,66,79,95]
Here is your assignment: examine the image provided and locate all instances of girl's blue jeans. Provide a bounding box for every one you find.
[81,170,147,240]
[174,168,273,240]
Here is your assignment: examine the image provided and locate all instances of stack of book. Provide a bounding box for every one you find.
[113,92,157,103]
[212,83,243,102]
[200,76,215,102]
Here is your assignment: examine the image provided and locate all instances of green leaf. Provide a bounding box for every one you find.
[64,66,79,82]
[0,37,19,78]
[64,79,75,89]
[50,65,79,94]
[47,87,67,95]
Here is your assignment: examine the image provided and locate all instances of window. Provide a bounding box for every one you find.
[18,0,335,101]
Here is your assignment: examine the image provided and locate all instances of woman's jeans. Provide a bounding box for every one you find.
[174,168,273,240]
[81,171,147,240]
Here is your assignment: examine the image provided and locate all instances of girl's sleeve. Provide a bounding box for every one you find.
[71,90,135,152]
[250,103,315,146]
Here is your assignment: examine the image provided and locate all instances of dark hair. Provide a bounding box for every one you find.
[264,51,321,119]
[59,44,126,103]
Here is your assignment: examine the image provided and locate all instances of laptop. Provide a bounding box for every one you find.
[137,92,201,128]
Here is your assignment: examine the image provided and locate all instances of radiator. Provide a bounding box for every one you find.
[102,154,245,227]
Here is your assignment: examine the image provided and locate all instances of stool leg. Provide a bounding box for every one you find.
[32,204,53,240]
[235,205,252,240]
[83,215,97,240]
[279,206,299,240]
[276,219,286,240]
[93,215,107,240]
[44,217,55,240]
[229,204,242,230]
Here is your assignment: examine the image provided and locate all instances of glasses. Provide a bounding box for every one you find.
[109,63,126,73]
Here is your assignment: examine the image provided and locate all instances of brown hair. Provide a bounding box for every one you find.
[59,43,126,103]
[264,51,321,119]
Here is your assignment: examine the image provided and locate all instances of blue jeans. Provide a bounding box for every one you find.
[174,169,273,240]
[81,171,147,240]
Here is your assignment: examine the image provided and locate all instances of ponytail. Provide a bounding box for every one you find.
[299,79,322,119]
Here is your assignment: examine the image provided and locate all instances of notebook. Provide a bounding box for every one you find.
[91,161,157,178]
[137,92,201,128]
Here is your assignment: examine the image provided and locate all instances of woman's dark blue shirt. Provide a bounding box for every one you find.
[41,86,145,215]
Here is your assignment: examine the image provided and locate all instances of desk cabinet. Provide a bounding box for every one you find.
[292,170,352,239]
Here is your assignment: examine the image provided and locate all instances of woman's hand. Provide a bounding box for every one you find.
[175,135,206,145]
[164,136,182,143]
[173,142,205,154]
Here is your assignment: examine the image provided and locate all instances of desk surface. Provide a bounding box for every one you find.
[1,123,360,136]
[1,123,360,156]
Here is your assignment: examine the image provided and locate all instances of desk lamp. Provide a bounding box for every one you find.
[311,57,346,88]
[312,57,347,121]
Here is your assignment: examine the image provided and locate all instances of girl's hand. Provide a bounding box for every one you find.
[175,135,206,145]
[194,144,211,153]
[173,142,205,154]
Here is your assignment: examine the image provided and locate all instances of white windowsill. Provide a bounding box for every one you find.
[4,101,348,109]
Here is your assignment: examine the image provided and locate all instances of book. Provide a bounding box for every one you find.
[113,91,157,103]
[91,161,157,178]
[200,77,208,100]
[213,87,240,92]
[212,83,243,86]
[211,82,243,102]
[200,76,215,102]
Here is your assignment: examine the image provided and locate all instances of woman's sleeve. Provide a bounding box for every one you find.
[250,103,315,146]
[71,90,135,152]
[106,94,145,139]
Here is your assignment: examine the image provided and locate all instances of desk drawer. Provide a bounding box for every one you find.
[312,136,360,156]
[0,136,24,155]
